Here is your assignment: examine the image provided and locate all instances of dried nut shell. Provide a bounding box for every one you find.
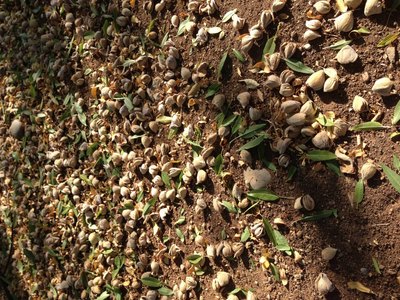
[300,100,317,118]
[303,29,321,42]
[237,92,251,108]
[243,167,271,189]
[324,67,338,78]
[260,10,274,29]
[9,119,25,139]
[280,70,296,83]
[352,95,368,113]
[232,14,246,30]
[249,107,262,121]
[216,271,231,287]
[315,273,335,295]
[281,100,301,114]
[301,126,316,137]
[360,162,377,181]
[334,11,354,32]
[240,35,254,53]
[196,170,207,184]
[280,42,297,59]
[364,0,383,16]
[286,112,307,126]
[345,0,363,9]
[323,77,339,92]
[294,197,303,210]
[301,194,315,211]
[312,131,332,149]
[265,74,281,89]
[372,77,394,96]
[271,0,287,12]
[306,70,325,91]
[305,19,322,30]
[313,1,331,14]
[266,52,281,71]
[333,119,348,137]
[212,94,225,109]
[321,247,338,261]
[279,83,294,97]
[336,45,358,64]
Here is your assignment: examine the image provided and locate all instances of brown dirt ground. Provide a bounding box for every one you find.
[0,0,399,300]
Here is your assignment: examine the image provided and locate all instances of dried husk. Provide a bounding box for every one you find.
[321,247,338,261]
[306,70,325,91]
[372,77,394,96]
[360,162,377,181]
[334,11,354,32]
[336,45,358,64]
[364,0,383,16]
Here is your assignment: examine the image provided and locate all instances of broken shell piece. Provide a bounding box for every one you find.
[280,42,297,59]
[244,167,271,189]
[214,272,231,289]
[294,194,315,211]
[232,14,245,30]
[315,273,335,295]
[360,162,377,181]
[334,11,354,32]
[344,0,363,9]
[336,45,358,64]
[306,70,325,91]
[212,94,225,109]
[303,29,321,42]
[300,100,317,118]
[312,131,332,149]
[281,100,301,114]
[313,1,331,14]
[265,74,281,89]
[265,52,281,71]
[240,35,254,53]
[364,0,383,16]
[321,247,338,261]
[196,170,207,184]
[372,77,394,96]
[352,95,368,113]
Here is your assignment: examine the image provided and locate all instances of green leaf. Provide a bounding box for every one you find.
[222,201,238,213]
[372,257,381,274]
[205,83,221,98]
[241,227,251,242]
[326,39,352,50]
[306,150,337,161]
[232,49,245,62]
[176,228,185,242]
[392,0,400,9]
[274,230,292,255]
[262,218,276,246]
[222,114,238,127]
[222,9,237,22]
[23,248,36,264]
[239,124,267,139]
[392,100,400,125]
[351,27,370,35]
[161,171,171,188]
[350,121,385,131]
[326,161,342,176]
[140,277,163,288]
[95,291,110,300]
[354,179,364,206]
[217,52,228,80]
[393,155,400,171]
[158,286,174,296]
[177,16,190,36]
[284,59,314,74]
[231,115,243,136]
[247,189,279,201]
[142,198,157,217]
[377,33,399,47]
[160,32,169,48]
[380,164,400,193]
[238,135,267,151]
[270,263,280,281]
[229,287,246,295]
[300,209,338,222]
[262,35,276,59]
[213,154,223,175]
[287,165,297,181]
[174,215,186,225]
[187,254,203,265]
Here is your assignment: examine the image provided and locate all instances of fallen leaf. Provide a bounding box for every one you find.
[238,78,259,89]
[347,281,375,294]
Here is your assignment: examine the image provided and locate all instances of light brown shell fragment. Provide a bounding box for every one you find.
[244,167,272,189]
[334,11,354,32]
[336,45,358,64]
[364,0,383,16]
[321,247,338,261]
[306,70,325,91]
[360,162,377,181]
[372,77,394,96]
[315,273,335,295]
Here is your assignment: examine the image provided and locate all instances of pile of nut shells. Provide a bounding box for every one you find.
[0,0,399,300]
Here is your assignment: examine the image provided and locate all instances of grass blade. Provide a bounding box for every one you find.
[217,52,228,80]
[354,179,364,206]
[306,150,337,161]
[247,189,279,201]
[350,121,384,131]
[392,100,400,125]
[300,209,338,221]
[284,59,314,74]
[380,164,400,193]
[238,135,267,151]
